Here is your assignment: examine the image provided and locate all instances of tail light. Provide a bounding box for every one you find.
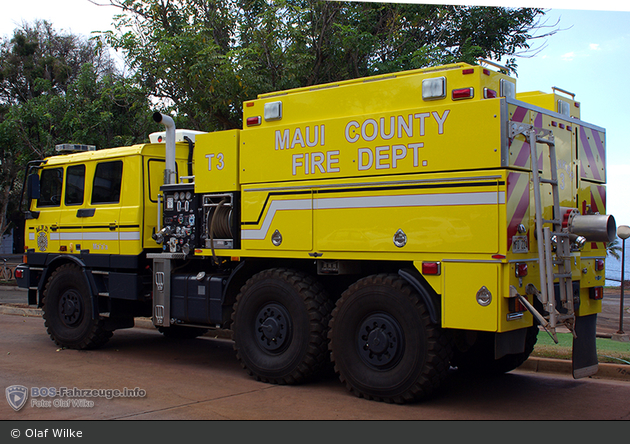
[515,263,528,277]
[595,259,604,271]
[590,287,604,300]
[508,297,528,313]
[14,268,24,279]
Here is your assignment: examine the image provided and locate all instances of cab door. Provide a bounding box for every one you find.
[58,164,87,254]
[82,160,123,255]
[30,167,63,253]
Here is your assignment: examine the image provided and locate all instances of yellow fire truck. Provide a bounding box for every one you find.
[16,61,615,403]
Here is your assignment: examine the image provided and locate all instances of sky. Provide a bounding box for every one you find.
[1,0,629,226]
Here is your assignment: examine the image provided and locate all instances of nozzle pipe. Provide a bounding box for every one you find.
[570,214,617,243]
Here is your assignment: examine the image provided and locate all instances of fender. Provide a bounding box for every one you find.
[398,268,440,325]
[36,255,100,320]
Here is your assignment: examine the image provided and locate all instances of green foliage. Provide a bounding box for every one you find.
[103,0,548,131]
[0,3,553,249]
[0,21,154,246]
[607,238,622,260]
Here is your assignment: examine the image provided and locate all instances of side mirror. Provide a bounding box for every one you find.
[27,173,40,200]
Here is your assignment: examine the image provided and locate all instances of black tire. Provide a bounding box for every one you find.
[231,268,332,385]
[329,274,452,404]
[451,325,539,375]
[42,264,112,349]
[158,325,208,339]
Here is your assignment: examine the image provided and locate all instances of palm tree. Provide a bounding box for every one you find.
[607,238,622,260]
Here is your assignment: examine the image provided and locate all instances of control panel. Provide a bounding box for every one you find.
[158,184,200,255]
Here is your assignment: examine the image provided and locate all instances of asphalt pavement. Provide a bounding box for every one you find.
[1,283,629,382]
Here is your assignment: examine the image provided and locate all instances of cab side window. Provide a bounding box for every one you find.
[37,168,63,207]
[91,161,123,204]
[65,164,85,206]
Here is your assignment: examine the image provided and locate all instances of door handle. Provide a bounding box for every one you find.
[76,208,95,218]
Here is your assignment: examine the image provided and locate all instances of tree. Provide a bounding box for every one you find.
[102,0,553,131]
[0,21,154,251]
[607,238,622,261]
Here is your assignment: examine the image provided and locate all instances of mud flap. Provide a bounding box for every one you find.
[572,314,598,379]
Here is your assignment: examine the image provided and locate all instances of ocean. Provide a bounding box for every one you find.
[605,244,630,286]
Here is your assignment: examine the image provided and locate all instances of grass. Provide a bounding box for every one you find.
[532,331,630,365]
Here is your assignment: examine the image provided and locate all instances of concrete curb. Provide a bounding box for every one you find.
[517,357,630,381]
[0,304,41,317]
[1,304,627,381]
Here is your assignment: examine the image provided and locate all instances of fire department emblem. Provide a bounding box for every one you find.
[6,385,28,411]
[37,231,48,252]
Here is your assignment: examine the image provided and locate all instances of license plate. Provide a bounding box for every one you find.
[512,235,528,253]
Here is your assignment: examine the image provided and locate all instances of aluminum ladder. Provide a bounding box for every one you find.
[509,122,576,341]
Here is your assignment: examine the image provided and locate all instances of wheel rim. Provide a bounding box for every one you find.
[58,289,83,327]
[255,303,292,353]
[357,313,404,370]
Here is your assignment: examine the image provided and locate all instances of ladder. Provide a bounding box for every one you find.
[509,122,576,341]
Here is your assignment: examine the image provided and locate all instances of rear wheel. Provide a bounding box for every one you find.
[329,274,452,404]
[42,264,112,349]
[232,268,332,385]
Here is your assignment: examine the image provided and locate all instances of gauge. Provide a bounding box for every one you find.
[173,192,179,201]
[186,191,192,200]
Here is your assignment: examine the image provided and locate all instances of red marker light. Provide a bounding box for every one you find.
[422,262,441,275]
[515,263,528,277]
[462,68,474,75]
[484,88,497,99]
[246,116,261,126]
[452,88,474,100]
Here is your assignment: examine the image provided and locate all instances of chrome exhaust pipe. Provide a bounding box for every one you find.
[569,214,616,243]
[153,112,177,184]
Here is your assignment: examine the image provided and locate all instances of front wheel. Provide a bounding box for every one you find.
[42,264,112,349]
[329,274,452,404]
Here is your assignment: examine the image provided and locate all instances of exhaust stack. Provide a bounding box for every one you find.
[153,112,176,184]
